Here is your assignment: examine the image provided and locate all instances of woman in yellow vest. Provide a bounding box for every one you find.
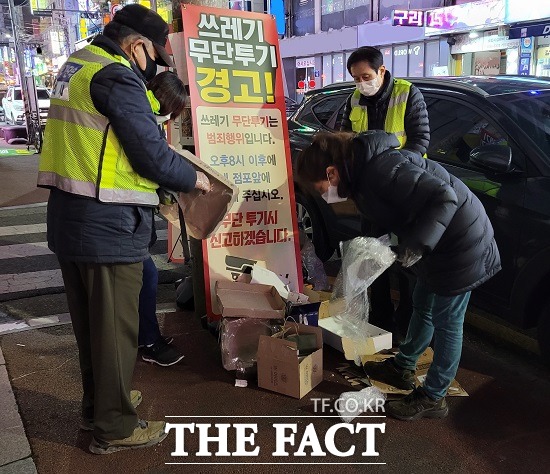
[340,46,430,338]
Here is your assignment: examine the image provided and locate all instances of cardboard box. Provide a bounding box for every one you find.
[257,323,323,399]
[360,348,468,397]
[318,316,392,360]
[215,281,286,319]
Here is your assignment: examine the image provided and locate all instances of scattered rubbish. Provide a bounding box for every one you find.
[337,386,386,423]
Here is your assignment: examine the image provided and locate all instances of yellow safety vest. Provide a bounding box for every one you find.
[38,45,159,206]
[349,78,411,149]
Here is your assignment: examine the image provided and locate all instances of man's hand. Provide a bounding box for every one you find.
[195,171,211,193]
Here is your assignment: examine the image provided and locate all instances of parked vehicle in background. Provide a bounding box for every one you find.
[0,89,6,122]
[2,86,50,125]
[285,96,300,118]
[288,75,550,364]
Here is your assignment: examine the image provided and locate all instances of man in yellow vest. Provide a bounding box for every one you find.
[38,4,210,454]
[340,46,430,337]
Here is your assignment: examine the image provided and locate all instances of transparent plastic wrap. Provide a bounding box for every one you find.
[330,237,396,360]
[300,237,330,291]
[219,317,283,371]
[337,386,386,423]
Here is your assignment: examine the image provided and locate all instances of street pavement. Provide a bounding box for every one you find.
[1,140,550,473]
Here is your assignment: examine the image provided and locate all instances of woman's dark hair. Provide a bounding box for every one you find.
[294,131,355,197]
[346,46,383,74]
[147,71,188,119]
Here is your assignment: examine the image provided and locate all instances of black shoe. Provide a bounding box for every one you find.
[363,357,415,390]
[141,339,184,367]
[385,386,449,421]
[138,335,173,349]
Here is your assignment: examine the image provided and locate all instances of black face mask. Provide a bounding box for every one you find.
[138,45,157,81]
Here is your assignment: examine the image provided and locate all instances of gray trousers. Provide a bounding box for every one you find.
[59,259,143,440]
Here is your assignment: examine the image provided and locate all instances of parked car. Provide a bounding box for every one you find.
[2,86,50,125]
[288,75,550,364]
[285,96,300,118]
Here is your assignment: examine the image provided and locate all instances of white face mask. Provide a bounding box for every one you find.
[156,113,171,125]
[321,184,347,204]
[356,76,381,97]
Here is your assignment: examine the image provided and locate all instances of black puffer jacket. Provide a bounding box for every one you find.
[349,131,501,296]
[340,71,430,156]
[44,35,197,264]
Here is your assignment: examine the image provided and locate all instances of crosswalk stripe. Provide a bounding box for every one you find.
[0,223,47,237]
[0,253,182,295]
[0,229,169,259]
[0,302,178,336]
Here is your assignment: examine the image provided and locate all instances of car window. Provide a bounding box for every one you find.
[311,96,342,128]
[490,91,550,159]
[37,90,50,99]
[14,90,22,100]
[426,97,510,166]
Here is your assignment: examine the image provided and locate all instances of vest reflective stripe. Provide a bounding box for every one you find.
[47,105,109,130]
[38,45,159,206]
[350,78,411,148]
[37,171,97,198]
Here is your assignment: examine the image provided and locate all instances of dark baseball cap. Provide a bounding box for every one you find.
[112,4,174,67]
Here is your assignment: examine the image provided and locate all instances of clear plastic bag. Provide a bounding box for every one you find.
[330,237,396,362]
[301,237,330,291]
[337,386,386,423]
[219,317,283,371]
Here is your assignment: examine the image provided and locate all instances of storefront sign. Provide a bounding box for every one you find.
[505,0,550,24]
[450,31,519,54]
[392,10,424,27]
[182,4,302,320]
[519,54,531,75]
[393,45,423,57]
[509,21,550,39]
[425,0,505,37]
[296,57,315,68]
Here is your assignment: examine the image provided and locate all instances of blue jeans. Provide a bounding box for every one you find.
[394,282,471,400]
[138,256,162,346]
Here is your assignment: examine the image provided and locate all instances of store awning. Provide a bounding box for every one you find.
[509,20,550,39]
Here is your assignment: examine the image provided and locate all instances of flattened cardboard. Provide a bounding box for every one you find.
[176,148,239,240]
[257,323,323,399]
[318,316,392,359]
[215,281,286,319]
[361,348,468,397]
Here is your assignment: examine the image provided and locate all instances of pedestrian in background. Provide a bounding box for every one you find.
[295,130,501,420]
[38,4,210,454]
[340,46,431,337]
[138,71,190,367]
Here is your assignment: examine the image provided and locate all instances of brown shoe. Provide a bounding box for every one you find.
[89,420,167,455]
[80,390,143,431]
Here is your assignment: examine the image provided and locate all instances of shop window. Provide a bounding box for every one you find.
[427,98,509,167]
[379,0,408,21]
[425,41,440,76]
[333,53,345,83]
[380,47,393,73]
[408,0,444,8]
[392,44,408,77]
[321,0,345,30]
[292,0,315,36]
[408,42,425,77]
[344,0,371,27]
[323,55,333,86]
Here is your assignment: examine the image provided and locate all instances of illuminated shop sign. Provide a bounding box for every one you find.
[424,0,505,37]
[505,0,550,24]
[392,10,425,27]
